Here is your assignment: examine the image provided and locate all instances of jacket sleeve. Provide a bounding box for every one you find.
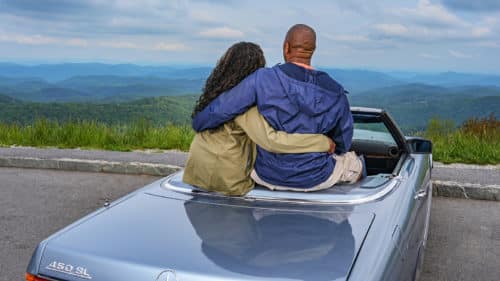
[192,72,258,132]
[328,94,354,154]
[235,107,330,153]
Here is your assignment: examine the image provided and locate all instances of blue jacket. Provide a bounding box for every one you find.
[192,64,353,188]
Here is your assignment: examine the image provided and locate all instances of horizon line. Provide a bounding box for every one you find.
[0,60,499,76]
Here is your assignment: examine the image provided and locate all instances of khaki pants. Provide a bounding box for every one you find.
[251,151,363,192]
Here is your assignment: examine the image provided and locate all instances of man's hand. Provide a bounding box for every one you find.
[328,138,336,154]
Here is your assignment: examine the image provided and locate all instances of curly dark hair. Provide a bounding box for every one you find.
[192,42,266,117]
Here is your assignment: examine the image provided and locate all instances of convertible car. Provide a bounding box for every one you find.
[26,107,433,281]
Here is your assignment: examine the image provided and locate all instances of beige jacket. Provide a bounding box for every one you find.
[183,107,330,196]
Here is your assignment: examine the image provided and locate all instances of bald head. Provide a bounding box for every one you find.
[283,24,316,65]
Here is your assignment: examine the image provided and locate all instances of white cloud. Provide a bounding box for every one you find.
[189,10,218,23]
[99,40,189,52]
[0,33,89,48]
[328,34,370,43]
[198,27,244,39]
[66,38,88,47]
[449,50,473,58]
[0,34,57,45]
[471,27,491,37]
[374,24,409,36]
[153,42,189,51]
[370,0,496,43]
[420,53,441,59]
[100,41,139,49]
[474,41,500,48]
[398,0,466,27]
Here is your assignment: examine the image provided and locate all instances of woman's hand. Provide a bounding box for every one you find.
[328,138,336,154]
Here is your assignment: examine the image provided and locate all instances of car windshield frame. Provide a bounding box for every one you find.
[351,107,408,152]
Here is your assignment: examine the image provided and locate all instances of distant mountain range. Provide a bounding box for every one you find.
[0,63,211,81]
[0,75,204,102]
[0,62,498,131]
[1,63,499,91]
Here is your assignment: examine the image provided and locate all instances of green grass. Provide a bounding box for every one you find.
[423,114,499,165]
[0,119,195,152]
[1,116,498,165]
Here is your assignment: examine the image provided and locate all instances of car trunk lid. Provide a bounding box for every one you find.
[38,190,374,281]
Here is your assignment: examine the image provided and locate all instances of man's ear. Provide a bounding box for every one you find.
[284,42,290,56]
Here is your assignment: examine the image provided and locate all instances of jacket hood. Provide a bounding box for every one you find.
[273,66,345,117]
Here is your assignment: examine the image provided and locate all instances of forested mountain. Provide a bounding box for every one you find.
[1,63,499,131]
[349,84,500,131]
[0,76,204,102]
[1,84,498,132]
[0,95,198,125]
[0,93,20,104]
[320,68,402,93]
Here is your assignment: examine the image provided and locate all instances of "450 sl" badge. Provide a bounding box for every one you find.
[46,261,92,279]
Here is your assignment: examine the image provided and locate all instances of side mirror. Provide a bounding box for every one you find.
[406,137,432,154]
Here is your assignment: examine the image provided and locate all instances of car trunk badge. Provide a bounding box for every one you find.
[156,269,179,281]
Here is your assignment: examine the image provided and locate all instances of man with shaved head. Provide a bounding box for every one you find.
[192,24,363,192]
[283,24,316,66]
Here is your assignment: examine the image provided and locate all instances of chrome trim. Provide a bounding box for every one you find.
[350,106,383,113]
[161,175,402,205]
[36,275,63,281]
[156,269,179,281]
[414,189,427,200]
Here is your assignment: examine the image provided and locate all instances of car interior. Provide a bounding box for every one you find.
[349,116,405,177]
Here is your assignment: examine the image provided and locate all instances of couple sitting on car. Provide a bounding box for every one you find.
[183,24,365,196]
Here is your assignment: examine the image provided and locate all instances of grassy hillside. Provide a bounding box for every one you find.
[424,115,499,164]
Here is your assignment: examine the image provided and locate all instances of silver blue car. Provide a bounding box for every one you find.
[26,107,433,281]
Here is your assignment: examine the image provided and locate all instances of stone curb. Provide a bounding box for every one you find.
[0,156,181,177]
[432,180,500,201]
[1,156,499,201]
[434,162,500,170]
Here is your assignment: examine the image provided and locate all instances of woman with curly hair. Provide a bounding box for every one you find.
[183,42,333,196]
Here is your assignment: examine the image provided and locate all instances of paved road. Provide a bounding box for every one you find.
[1,147,499,185]
[1,167,499,280]
[420,197,500,281]
[0,168,160,281]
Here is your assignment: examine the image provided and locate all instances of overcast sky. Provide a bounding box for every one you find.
[0,0,499,73]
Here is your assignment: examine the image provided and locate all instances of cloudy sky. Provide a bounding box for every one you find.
[0,0,499,73]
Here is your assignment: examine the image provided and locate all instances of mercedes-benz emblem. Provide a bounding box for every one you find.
[155,269,179,281]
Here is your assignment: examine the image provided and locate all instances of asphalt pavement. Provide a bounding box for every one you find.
[420,197,500,281]
[0,167,160,281]
[0,167,499,281]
